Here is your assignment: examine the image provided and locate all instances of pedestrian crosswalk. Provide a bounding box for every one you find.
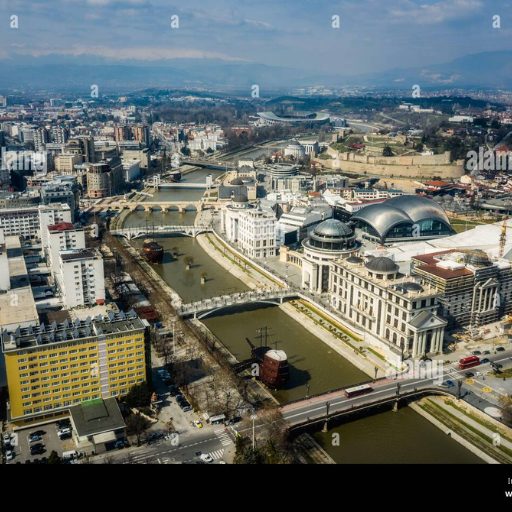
[214,428,232,446]
[208,449,225,460]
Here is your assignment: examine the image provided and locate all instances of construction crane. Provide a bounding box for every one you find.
[499,215,508,258]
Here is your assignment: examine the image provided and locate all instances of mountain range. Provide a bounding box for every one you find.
[0,51,510,94]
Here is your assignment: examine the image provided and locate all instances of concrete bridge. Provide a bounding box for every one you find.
[282,377,455,430]
[158,182,212,189]
[182,159,235,171]
[177,289,300,319]
[111,225,213,240]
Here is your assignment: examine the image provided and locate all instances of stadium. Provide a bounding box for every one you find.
[257,111,330,126]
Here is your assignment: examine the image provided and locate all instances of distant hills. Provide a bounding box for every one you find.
[0,51,511,93]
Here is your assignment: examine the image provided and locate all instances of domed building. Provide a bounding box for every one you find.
[329,254,447,358]
[301,219,361,293]
[352,195,454,244]
[284,139,306,160]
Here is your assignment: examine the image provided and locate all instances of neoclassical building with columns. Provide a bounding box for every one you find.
[329,255,447,358]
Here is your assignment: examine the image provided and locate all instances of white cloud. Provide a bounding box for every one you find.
[7,45,247,62]
[389,0,483,25]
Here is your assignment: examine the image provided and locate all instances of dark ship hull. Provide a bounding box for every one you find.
[142,239,164,264]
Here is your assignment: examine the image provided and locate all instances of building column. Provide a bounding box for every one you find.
[412,332,420,358]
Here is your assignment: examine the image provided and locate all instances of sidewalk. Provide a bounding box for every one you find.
[430,397,512,452]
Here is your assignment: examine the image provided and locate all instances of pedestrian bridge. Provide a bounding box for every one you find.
[111,225,212,240]
[177,290,300,319]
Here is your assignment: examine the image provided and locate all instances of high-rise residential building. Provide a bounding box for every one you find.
[132,124,151,145]
[0,95,7,107]
[56,249,105,308]
[39,203,72,248]
[46,222,86,271]
[41,176,80,220]
[51,126,70,144]
[34,128,50,151]
[114,125,132,143]
[0,206,40,240]
[1,309,149,427]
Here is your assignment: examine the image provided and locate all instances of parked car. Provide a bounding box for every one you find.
[481,358,490,364]
[193,420,203,429]
[30,430,46,437]
[6,450,14,461]
[115,439,128,450]
[445,380,455,387]
[28,434,42,443]
[496,347,506,352]
[56,419,71,429]
[30,444,45,456]
[2,433,11,444]
[200,454,213,463]
[472,351,481,355]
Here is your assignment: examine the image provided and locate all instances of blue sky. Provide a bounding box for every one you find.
[1,0,512,74]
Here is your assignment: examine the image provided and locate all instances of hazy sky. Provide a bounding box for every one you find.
[1,0,512,74]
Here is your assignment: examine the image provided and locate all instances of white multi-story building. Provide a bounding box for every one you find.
[330,256,447,358]
[222,195,277,259]
[56,249,105,309]
[46,222,86,270]
[39,203,72,248]
[237,207,277,259]
[0,206,39,239]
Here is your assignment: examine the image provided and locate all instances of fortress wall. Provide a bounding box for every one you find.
[320,157,464,179]
[319,148,463,179]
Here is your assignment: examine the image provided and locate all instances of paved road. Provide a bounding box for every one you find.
[282,350,512,427]
[92,426,236,464]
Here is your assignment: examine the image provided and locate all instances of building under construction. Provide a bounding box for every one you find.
[412,249,512,331]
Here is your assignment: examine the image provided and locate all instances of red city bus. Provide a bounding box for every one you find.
[344,384,373,398]
[458,356,480,370]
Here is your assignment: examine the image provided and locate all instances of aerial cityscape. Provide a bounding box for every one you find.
[1,1,512,488]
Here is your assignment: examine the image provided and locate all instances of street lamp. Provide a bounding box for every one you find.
[306,383,310,399]
[250,413,257,451]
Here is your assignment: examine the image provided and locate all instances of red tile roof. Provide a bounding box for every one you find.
[47,222,75,232]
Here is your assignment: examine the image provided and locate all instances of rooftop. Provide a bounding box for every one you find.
[70,398,126,438]
[1,309,146,352]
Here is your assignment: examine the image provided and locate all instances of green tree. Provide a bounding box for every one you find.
[47,450,62,464]
[123,382,153,409]
[382,146,394,157]
[126,413,150,447]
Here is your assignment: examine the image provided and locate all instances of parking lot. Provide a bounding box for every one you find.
[5,420,76,464]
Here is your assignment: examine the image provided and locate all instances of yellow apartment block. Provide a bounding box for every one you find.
[2,310,150,428]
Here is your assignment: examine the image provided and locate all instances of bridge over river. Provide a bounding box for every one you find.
[282,375,456,430]
[111,225,212,240]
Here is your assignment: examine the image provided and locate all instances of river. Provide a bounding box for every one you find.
[120,164,483,464]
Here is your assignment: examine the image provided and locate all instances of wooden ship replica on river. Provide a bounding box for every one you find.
[141,222,164,264]
[234,327,290,389]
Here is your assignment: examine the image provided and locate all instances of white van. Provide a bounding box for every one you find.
[62,450,82,462]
